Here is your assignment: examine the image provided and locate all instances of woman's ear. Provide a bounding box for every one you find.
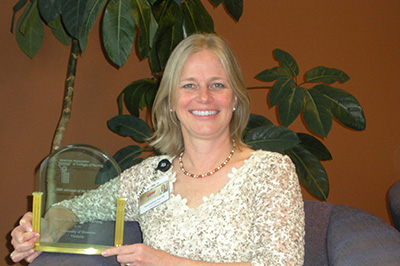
[233,95,238,111]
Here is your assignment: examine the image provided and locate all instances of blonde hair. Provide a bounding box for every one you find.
[150,33,250,156]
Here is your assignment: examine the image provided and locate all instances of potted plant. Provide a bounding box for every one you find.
[11,0,365,201]
[108,46,366,200]
[10,0,238,207]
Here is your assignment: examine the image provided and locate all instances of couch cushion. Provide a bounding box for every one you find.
[29,221,142,266]
[303,200,331,266]
[327,205,400,266]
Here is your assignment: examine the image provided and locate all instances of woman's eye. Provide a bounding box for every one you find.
[182,84,195,89]
[212,83,225,89]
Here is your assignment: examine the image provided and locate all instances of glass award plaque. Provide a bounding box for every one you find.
[32,144,126,255]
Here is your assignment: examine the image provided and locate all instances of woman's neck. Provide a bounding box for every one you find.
[180,137,234,174]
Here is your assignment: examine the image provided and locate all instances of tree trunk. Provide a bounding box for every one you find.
[45,39,80,210]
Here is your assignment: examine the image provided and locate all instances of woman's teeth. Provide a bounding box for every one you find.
[191,110,218,116]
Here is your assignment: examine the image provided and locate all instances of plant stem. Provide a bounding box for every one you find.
[46,39,79,210]
[297,81,307,86]
[51,38,80,152]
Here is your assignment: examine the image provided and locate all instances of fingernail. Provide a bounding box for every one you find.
[101,251,107,256]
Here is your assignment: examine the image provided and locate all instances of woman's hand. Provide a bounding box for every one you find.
[102,243,175,266]
[10,212,42,263]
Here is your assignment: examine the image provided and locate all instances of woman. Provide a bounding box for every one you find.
[10,33,305,265]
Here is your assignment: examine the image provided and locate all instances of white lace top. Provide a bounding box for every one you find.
[59,150,305,265]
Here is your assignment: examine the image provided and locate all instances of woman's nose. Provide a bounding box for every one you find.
[198,86,212,102]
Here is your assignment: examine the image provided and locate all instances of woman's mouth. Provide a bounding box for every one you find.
[191,110,218,116]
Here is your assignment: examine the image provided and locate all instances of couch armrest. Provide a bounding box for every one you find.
[303,200,332,266]
[388,180,400,231]
[29,221,142,266]
[327,205,400,266]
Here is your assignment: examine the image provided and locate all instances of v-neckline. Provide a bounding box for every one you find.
[169,151,257,210]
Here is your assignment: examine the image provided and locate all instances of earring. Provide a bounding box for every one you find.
[233,107,236,112]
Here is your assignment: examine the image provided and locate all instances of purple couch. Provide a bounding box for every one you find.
[30,200,400,266]
[388,180,400,231]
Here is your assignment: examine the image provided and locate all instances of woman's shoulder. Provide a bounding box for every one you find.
[121,154,174,177]
[119,154,175,195]
[240,150,298,190]
[238,149,295,177]
[248,149,293,165]
[121,155,173,179]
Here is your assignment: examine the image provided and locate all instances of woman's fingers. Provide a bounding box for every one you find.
[11,212,33,243]
[11,231,40,251]
[102,246,125,257]
[24,251,42,263]
[10,212,40,263]
[102,244,170,266]
[10,249,37,263]
[102,245,137,264]
[11,224,39,246]
[19,212,33,232]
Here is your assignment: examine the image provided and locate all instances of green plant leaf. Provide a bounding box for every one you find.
[209,0,224,6]
[112,145,143,172]
[244,125,300,152]
[121,79,155,116]
[255,66,291,82]
[18,0,38,35]
[173,0,184,5]
[79,0,107,52]
[103,0,136,67]
[151,0,176,23]
[96,145,143,183]
[61,0,87,40]
[303,89,332,137]
[286,145,329,200]
[11,0,28,33]
[145,81,159,112]
[149,0,183,73]
[223,0,243,21]
[13,0,29,14]
[315,84,366,130]
[137,78,158,110]
[246,114,273,131]
[48,16,72,45]
[130,0,157,59]
[38,0,62,24]
[268,78,294,107]
[181,0,214,35]
[16,1,44,58]
[273,49,299,77]
[107,115,152,142]
[297,133,332,161]
[95,160,121,184]
[278,86,304,127]
[243,113,273,136]
[152,23,184,72]
[305,66,350,84]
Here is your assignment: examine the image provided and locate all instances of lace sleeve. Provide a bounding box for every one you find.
[57,156,167,223]
[56,176,120,223]
[250,154,305,266]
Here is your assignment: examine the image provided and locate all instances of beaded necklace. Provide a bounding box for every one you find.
[178,140,235,178]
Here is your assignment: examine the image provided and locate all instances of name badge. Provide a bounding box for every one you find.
[138,175,170,215]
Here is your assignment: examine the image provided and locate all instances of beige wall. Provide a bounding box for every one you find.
[1,1,400,264]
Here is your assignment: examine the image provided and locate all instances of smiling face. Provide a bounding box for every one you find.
[173,49,237,141]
